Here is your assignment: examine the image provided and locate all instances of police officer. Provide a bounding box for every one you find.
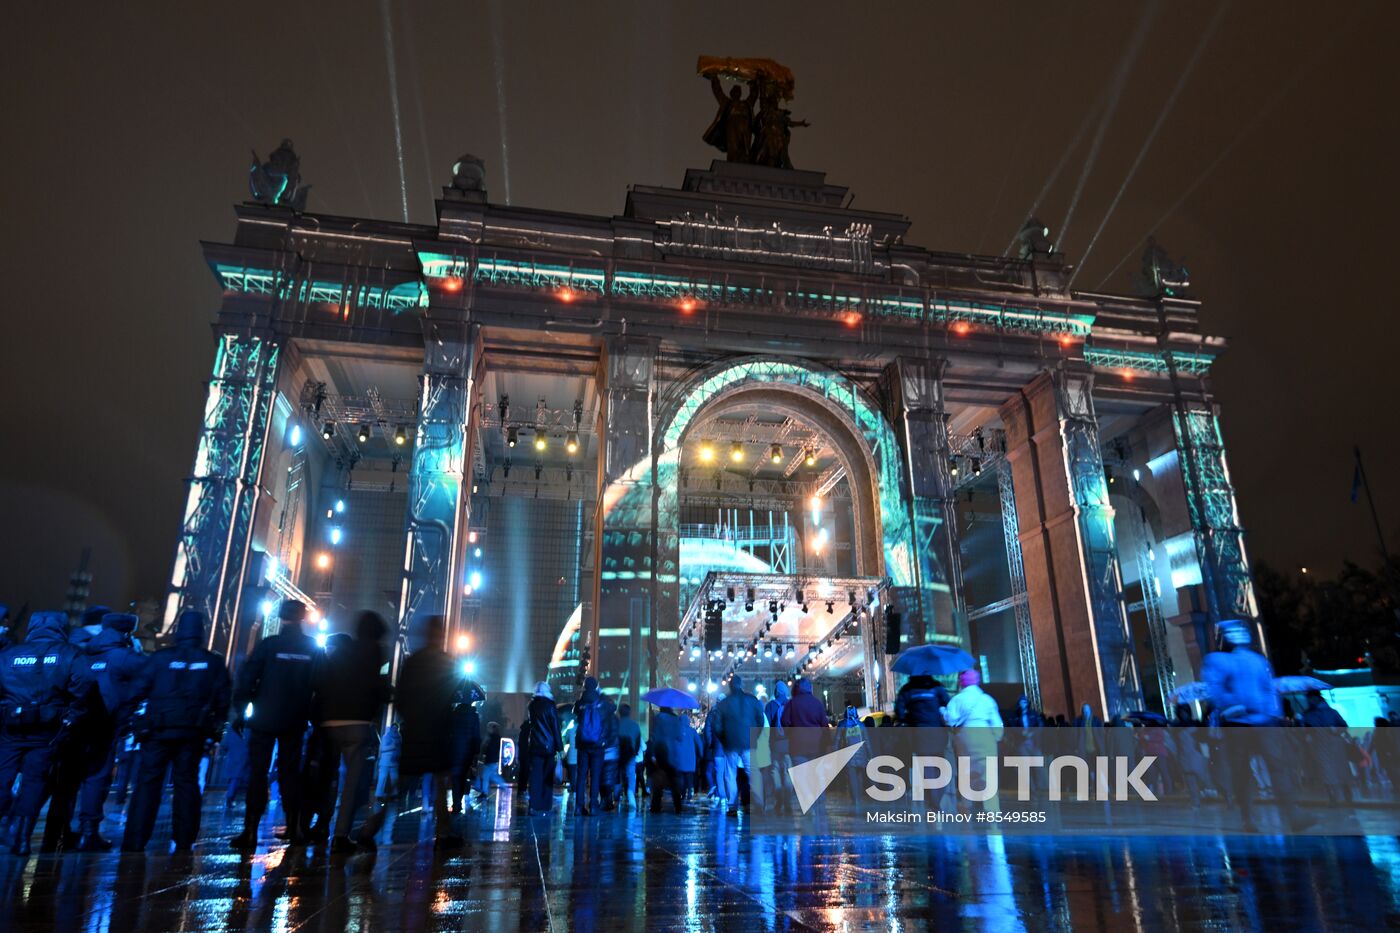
[66,612,146,851]
[120,609,230,853]
[229,599,319,850]
[0,611,91,856]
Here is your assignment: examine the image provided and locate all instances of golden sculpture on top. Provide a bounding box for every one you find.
[698,56,808,169]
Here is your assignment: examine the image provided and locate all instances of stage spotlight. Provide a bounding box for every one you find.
[699,442,715,463]
[972,458,982,476]
[800,601,809,613]
[335,499,346,514]
[725,586,736,603]
[785,646,796,660]
[456,633,471,652]
[949,457,959,477]
[502,458,512,478]
[322,421,335,440]
[566,431,579,454]
[507,427,518,448]
[826,601,834,614]
[729,441,744,463]
[329,526,343,545]
[288,424,302,446]
[764,645,773,659]
[462,659,477,677]
[534,433,547,452]
[770,443,783,464]
[804,448,817,467]
[315,553,332,570]
[848,589,857,607]
[394,425,408,446]
[357,423,370,443]
[690,646,701,659]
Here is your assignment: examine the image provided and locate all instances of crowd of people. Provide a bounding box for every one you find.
[0,602,1396,856]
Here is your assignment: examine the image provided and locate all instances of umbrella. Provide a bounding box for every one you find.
[1125,710,1169,725]
[1274,676,1332,694]
[642,687,699,710]
[890,644,976,677]
[1170,682,1211,703]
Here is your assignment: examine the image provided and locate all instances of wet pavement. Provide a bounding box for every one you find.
[1,790,1398,931]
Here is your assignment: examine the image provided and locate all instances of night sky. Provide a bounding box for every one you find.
[2,2,1395,609]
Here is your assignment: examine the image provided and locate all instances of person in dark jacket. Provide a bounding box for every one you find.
[449,680,485,814]
[0,611,91,855]
[780,678,830,761]
[646,706,698,813]
[763,680,790,812]
[711,676,766,815]
[300,632,354,841]
[309,612,393,853]
[120,610,230,852]
[571,676,615,816]
[229,599,320,850]
[1301,690,1354,804]
[395,615,465,847]
[894,675,949,727]
[49,612,147,852]
[524,681,562,815]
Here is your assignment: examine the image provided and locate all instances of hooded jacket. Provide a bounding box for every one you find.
[0,611,91,728]
[780,679,829,756]
[233,621,320,734]
[138,610,231,738]
[764,681,790,747]
[82,617,147,725]
[526,689,563,757]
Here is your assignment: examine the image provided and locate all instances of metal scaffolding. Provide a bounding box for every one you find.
[996,460,1040,711]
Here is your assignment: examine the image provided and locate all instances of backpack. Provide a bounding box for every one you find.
[577,699,605,746]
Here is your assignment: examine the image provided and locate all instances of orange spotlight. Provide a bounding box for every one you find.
[558,287,576,303]
[455,633,471,652]
[679,297,698,313]
[315,553,332,570]
[1058,334,1073,348]
[440,276,463,293]
[1121,369,1135,381]
[953,321,971,336]
[843,311,861,328]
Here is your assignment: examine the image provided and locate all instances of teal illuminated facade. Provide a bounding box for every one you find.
[175,158,1255,719]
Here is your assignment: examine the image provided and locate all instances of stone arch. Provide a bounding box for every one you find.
[656,356,916,588]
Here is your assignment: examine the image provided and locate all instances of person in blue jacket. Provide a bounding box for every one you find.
[646,706,698,813]
[121,609,230,852]
[46,611,146,852]
[0,611,91,855]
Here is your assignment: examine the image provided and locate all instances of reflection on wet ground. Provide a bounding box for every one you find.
[1,790,1397,931]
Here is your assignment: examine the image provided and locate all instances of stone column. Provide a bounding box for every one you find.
[886,357,965,647]
[999,370,1143,719]
[397,318,476,656]
[167,332,282,660]
[594,337,662,707]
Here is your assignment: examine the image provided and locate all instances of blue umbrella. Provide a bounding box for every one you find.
[1274,676,1332,694]
[642,687,699,710]
[890,644,976,677]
